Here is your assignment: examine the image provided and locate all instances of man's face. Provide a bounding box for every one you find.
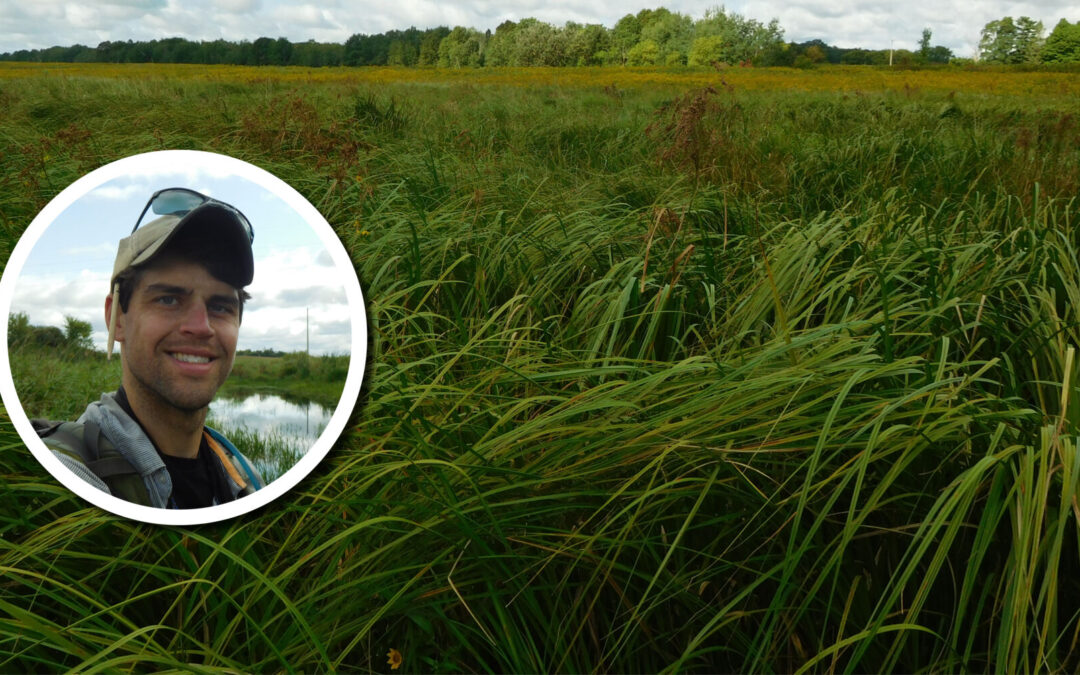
[113,257,241,413]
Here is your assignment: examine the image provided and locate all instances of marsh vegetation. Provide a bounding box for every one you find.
[1,63,1079,672]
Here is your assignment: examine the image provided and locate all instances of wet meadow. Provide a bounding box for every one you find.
[1,62,1079,672]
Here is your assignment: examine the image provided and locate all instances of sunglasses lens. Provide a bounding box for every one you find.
[135,188,253,244]
[152,189,207,216]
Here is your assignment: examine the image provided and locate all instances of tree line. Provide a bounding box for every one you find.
[978,17,1080,64]
[3,8,1079,68]
[8,312,94,352]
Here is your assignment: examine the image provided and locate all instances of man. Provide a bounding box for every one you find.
[38,187,263,509]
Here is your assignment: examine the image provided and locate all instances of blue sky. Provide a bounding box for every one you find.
[10,166,353,356]
[0,1,1077,59]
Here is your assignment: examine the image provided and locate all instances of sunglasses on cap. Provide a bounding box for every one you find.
[133,187,254,243]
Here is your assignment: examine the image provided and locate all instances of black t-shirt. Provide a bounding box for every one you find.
[115,387,235,509]
[158,440,227,509]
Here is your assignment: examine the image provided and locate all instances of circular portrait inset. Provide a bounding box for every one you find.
[0,150,366,525]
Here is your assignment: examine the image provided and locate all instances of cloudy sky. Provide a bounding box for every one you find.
[10,167,354,356]
[1,1,1077,60]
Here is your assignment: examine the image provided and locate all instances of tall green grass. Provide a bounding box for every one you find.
[6,343,123,422]
[201,417,302,484]
[1,67,1079,671]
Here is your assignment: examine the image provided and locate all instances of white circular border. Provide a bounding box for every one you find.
[0,150,367,526]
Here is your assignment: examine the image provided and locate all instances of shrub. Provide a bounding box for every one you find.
[354,93,408,136]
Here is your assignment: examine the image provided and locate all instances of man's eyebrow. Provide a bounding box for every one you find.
[143,283,191,295]
[209,293,240,308]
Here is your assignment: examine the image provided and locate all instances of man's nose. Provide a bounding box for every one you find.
[179,302,214,336]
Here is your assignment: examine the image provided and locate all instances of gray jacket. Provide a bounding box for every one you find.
[50,392,261,508]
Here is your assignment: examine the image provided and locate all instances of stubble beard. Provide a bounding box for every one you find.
[126,354,231,415]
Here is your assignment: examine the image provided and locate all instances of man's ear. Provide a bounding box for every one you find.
[105,293,124,342]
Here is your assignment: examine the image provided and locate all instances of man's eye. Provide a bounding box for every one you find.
[210,303,237,315]
[155,296,179,306]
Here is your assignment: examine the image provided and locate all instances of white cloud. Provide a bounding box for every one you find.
[90,184,148,201]
[269,4,339,29]
[58,243,117,259]
[137,164,236,184]
[9,272,109,337]
[734,1,1080,54]
[239,303,350,354]
[273,286,347,306]
[215,0,261,12]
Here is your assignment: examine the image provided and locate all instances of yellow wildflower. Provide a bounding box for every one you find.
[386,647,402,670]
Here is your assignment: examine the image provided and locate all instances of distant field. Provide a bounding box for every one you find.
[1,62,1079,672]
[223,353,348,407]
[3,60,1080,99]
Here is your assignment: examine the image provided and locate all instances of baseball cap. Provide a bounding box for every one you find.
[106,193,254,358]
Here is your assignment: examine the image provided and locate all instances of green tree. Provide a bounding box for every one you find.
[387,40,417,66]
[8,312,30,347]
[693,7,784,65]
[919,28,932,61]
[292,40,343,67]
[840,48,873,65]
[32,325,65,349]
[687,35,729,66]
[927,45,953,63]
[804,44,826,63]
[418,27,449,66]
[980,17,1016,62]
[251,36,274,65]
[273,37,293,66]
[437,27,484,67]
[1018,17,1045,62]
[63,316,93,351]
[483,20,517,66]
[610,13,642,63]
[891,48,915,66]
[344,33,394,66]
[639,8,693,64]
[1041,19,1080,63]
[513,18,566,66]
[626,39,660,65]
[563,22,609,66]
[980,16,1043,63]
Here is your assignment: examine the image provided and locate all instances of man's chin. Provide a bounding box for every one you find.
[127,369,225,416]
[147,383,220,414]
[163,390,218,413]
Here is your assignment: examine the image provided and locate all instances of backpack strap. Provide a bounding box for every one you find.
[204,431,248,490]
[35,419,153,506]
[80,421,136,478]
[205,427,264,493]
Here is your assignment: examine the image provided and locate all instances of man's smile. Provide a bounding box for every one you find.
[169,351,214,364]
[166,348,221,375]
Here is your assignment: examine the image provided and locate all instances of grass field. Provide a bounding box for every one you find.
[1,62,1079,672]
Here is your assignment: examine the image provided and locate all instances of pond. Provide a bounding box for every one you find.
[207,392,333,483]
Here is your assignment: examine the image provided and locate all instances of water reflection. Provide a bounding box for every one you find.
[208,392,332,482]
